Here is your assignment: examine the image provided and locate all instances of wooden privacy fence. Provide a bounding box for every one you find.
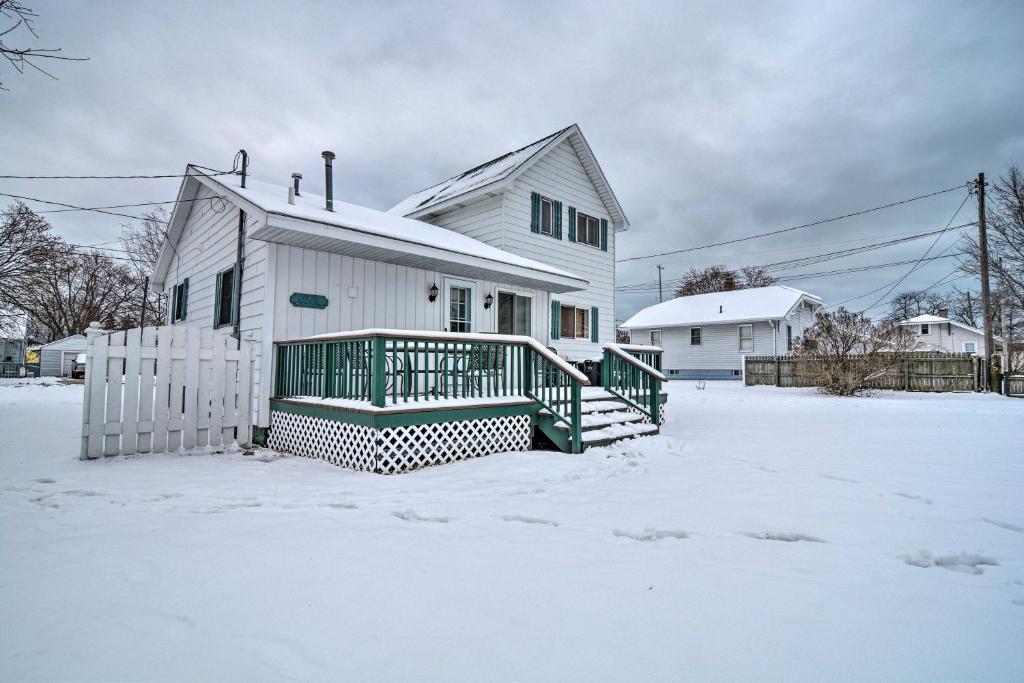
[80,323,253,459]
[744,353,983,392]
[1007,375,1024,398]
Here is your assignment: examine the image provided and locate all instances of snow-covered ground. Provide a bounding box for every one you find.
[1,378,1022,682]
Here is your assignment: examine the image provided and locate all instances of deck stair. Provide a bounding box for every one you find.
[536,389,665,451]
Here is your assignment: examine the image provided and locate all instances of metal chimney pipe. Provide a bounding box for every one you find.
[321,151,335,212]
[291,172,302,196]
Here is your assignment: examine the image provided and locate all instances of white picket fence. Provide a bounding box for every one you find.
[80,323,253,459]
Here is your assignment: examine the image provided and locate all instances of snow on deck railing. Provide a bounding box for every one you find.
[603,344,667,382]
[611,343,663,354]
[279,328,589,384]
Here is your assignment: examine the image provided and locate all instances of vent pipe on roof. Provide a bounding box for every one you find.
[288,186,295,205]
[321,151,335,212]
[239,149,248,188]
[291,172,302,196]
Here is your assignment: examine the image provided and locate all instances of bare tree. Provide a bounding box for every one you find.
[673,264,777,297]
[0,201,60,335]
[961,165,1024,314]
[0,0,87,91]
[16,245,142,341]
[615,328,631,344]
[120,208,169,325]
[948,287,981,328]
[794,307,917,396]
[884,289,950,323]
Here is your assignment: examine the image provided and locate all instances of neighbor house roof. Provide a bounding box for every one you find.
[621,286,824,329]
[153,169,589,294]
[388,124,630,229]
[898,314,997,339]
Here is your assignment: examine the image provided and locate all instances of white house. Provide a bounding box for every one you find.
[149,125,664,471]
[621,286,824,379]
[897,313,995,355]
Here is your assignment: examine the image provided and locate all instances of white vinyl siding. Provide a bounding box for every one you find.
[422,138,615,360]
[650,330,662,346]
[629,322,776,373]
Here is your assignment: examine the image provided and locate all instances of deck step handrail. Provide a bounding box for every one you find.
[273,329,589,452]
[601,343,664,426]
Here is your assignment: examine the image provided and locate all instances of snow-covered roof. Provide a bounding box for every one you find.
[621,286,824,329]
[154,170,589,294]
[388,124,630,229]
[389,126,571,217]
[898,314,995,339]
[40,334,87,350]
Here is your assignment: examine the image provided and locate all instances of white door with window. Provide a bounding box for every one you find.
[443,277,475,333]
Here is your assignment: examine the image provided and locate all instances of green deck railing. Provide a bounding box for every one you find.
[274,330,590,451]
[601,343,665,426]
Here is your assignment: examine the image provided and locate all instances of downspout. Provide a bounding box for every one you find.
[232,150,249,344]
[772,319,778,356]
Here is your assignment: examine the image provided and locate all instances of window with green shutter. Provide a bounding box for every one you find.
[214,266,235,328]
[590,307,599,342]
[600,218,608,251]
[567,206,577,242]
[550,299,560,339]
[530,192,540,233]
[553,201,562,240]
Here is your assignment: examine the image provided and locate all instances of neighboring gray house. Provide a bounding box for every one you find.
[39,334,87,377]
[621,286,824,379]
[897,313,997,355]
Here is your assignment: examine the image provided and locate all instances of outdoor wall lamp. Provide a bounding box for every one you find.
[484,292,494,309]
[428,283,439,302]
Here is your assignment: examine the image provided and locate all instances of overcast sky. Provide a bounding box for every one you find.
[3,0,1022,323]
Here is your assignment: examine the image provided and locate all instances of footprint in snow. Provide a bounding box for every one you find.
[745,532,826,543]
[614,528,688,542]
[893,492,934,505]
[393,509,450,523]
[321,502,358,510]
[1012,598,1024,607]
[819,474,860,484]
[978,517,1024,535]
[33,478,56,484]
[901,550,998,575]
[498,515,558,527]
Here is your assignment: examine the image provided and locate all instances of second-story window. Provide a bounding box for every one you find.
[540,197,554,235]
[576,211,601,247]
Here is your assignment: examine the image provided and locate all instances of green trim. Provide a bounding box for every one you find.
[530,192,540,233]
[270,398,539,429]
[550,299,560,340]
[600,218,608,251]
[590,306,599,343]
[553,201,563,240]
[567,206,577,242]
[289,292,329,309]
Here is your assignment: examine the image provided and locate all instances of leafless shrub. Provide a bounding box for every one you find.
[794,308,917,396]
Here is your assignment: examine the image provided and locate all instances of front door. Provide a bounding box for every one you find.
[443,277,475,333]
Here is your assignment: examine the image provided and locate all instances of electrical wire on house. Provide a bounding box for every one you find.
[617,183,969,263]
[0,163,236,180]
[34,196,212,214]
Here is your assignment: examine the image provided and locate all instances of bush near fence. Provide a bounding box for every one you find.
[744,352,987,392]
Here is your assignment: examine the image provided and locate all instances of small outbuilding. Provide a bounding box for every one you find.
[621,286,824,379]
[39,334,87,377]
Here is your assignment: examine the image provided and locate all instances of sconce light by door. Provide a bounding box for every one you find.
[428,283,439,302]
[484,292,494,309]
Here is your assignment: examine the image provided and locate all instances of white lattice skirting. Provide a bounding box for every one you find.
[268,411,532,474]
[627,403,667,425]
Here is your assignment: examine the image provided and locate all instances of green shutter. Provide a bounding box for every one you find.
[530,192,540,233]
[230,266,240,328]
[600,218,608,251]
[590,307,599,343]
[181,278,189,320]
[568,206,577,242]
[550,299,560,340]
[213,272,222,328]
[553,201,562,240]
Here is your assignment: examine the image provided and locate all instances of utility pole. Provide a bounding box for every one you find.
[999,256,1010,378]
[140,276,149,329]
[975,172,995,388]
[657,264,665,303]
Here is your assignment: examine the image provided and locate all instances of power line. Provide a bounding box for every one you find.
[857,192,972,313]
[617,183,968,263]
[0,165,235,180]
[0,191,148,220]
[34,196,212,214]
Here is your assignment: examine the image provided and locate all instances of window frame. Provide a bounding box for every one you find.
[920,324,930,335]
[497,290,532,336]
[962,341,977,354]
[443,276,476,334]
[559,304,591,340]
[738,323,754,353]
[690,327,701,346]
[576,211,601,248]
[786,324,793,352]
[214,267,235,329]
[171,281,187,323]
[539,196,554,236]
[650,329,662,347]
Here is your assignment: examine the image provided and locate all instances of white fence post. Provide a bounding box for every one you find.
[80,325,256,458]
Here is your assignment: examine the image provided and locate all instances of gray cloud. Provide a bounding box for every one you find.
[2,0,1021,322]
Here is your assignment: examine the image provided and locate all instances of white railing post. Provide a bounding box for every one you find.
[80,321,106,460]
